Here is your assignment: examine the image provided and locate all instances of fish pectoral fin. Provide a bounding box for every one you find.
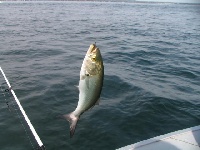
[63,113,79,138]
[74,85,79,91]
[86,77,90,89]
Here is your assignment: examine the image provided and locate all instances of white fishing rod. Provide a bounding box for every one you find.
[0,67,46,150]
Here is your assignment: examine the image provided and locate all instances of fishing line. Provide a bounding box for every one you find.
[5,87,36,150]
[0,67,46,150]
[0,82,12,112]
[0,73,37,150]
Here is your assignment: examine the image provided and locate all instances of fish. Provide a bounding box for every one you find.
[63,43,104,138]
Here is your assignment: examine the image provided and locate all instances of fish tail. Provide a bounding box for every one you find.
[63,112,79,138]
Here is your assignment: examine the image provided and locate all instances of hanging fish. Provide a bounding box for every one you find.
[63,43,104,138]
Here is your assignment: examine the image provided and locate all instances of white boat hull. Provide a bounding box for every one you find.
[117,125,200,150]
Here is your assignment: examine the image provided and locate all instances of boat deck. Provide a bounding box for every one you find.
[117,125,200,150]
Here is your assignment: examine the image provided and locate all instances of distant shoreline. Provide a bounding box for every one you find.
[1,0,200,4]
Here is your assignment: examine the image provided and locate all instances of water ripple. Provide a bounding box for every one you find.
[0,2,200,150]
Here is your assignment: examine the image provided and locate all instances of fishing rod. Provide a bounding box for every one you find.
[0,67,46,150]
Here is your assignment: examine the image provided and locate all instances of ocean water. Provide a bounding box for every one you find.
[0,1,200,150]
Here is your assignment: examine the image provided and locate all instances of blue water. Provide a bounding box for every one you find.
[0,1,200,150]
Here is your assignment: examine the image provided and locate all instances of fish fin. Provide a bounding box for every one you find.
[63,113,79,138]
[85,77,90,89]
[95,99,100,105]
[74,85,79,90]
[88,100,100,110]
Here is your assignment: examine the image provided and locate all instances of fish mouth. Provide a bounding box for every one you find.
[84,44,103,76]
[86,44,99,62]
[87,44,98,54]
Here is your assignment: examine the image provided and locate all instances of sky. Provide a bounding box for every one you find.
[135,0,200,3]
